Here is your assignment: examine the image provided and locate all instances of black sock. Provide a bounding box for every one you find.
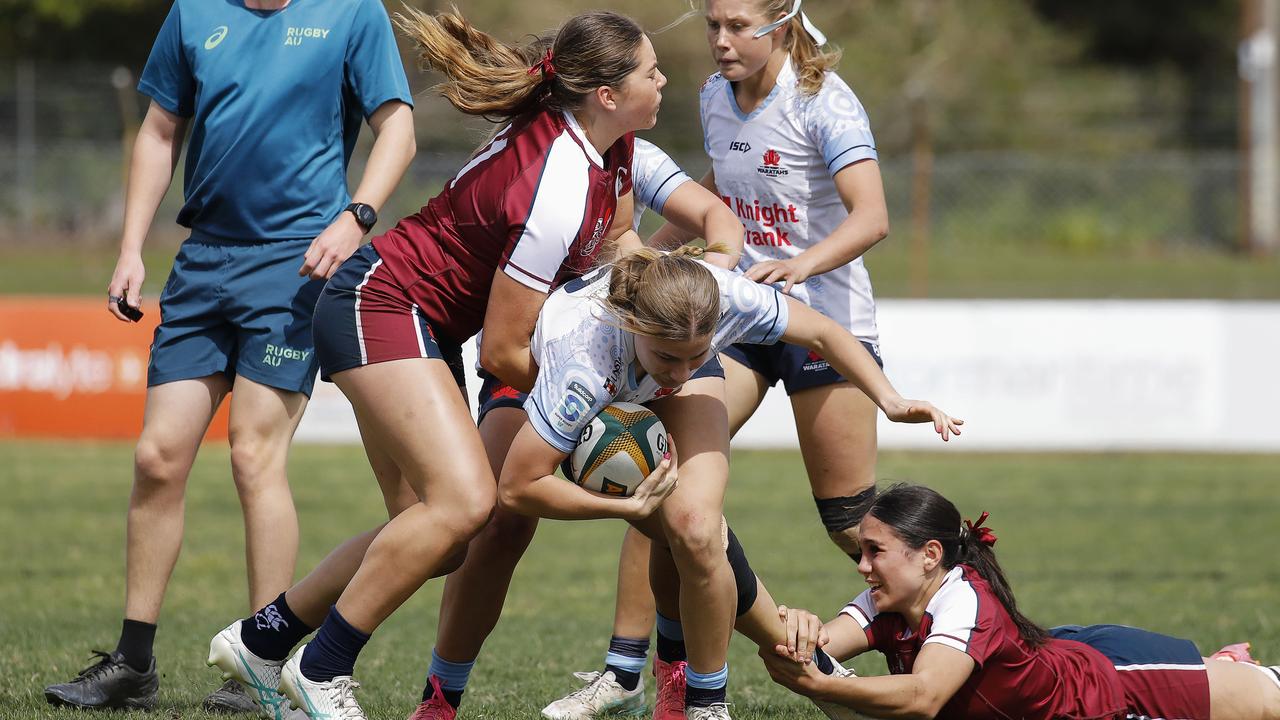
[115,619,156,673]
[241,592,314,662]
[298,606,370,683]
[813,648,835,675]
[604,635,649,691]
[685,683,727,708]
[422,682,464,709]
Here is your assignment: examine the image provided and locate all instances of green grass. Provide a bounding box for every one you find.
[3,238,1279,300]
[2,443,1277,719]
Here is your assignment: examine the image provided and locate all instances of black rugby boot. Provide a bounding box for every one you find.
[44,650,159,710]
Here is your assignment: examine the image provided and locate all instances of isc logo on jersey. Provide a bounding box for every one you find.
[563,402,667,497]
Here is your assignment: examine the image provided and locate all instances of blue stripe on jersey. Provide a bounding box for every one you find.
[826,144,877,173]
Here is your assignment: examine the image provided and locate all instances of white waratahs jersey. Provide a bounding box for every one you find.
[525,261,789,453]
[631,138,692,231]
[700,57,879,343]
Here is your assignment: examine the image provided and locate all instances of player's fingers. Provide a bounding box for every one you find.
[744,263,773,282]
[665,433,678,468]
[785,608,798,656]
[310,254,336,281]
[777,604,789,622]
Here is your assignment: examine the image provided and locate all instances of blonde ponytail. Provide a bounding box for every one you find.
[603,244,730,341]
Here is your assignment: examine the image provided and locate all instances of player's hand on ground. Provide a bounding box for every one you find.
[744,256,815,294]
[107,252,145,322]
[759,644,828,697]
[776,604,829,664]
[882,398,963,441]
[300,213,363,280]
[627,434,678,520]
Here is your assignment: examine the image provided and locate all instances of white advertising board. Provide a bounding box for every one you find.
[296,301,1280,452]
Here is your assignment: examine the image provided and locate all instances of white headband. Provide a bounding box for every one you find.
[752,0,827,46]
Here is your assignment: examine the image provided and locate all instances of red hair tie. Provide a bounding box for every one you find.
[963,512,998,547]
[528,49,556,80]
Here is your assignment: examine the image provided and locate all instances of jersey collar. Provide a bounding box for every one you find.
[561,111,605,169]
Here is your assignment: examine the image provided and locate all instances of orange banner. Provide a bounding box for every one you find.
[0,297,229,440]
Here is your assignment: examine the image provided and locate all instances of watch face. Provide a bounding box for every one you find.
[349,203,376,229]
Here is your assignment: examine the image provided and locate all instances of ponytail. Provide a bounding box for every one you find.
[603,244,730,341]
[867,484,1050,647]
[395,6,646,123]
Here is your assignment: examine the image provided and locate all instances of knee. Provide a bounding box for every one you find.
[666,511,724,566]
[477,509,539,560]
[132,437,187,494]
[228,433,285,490]
[435,482,497,542]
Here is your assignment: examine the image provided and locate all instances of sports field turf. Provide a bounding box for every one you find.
[2,443,1277,719]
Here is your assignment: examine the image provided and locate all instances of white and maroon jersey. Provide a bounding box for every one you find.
[700,58,878,343]
[631,138,692,231]
[371,109,633,345]
[841,565,1128,720]
[525,261,788,453]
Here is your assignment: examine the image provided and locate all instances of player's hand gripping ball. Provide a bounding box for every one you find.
[562,402,667,497]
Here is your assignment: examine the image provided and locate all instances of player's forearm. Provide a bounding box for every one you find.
[783,301,898,409]
[699,202,743,269]
[119,124,182,255]
[795,209,888,278]
[811,673,939,720]
[347,101,415,211]
[478,344,538,393]
[498,474,640,521]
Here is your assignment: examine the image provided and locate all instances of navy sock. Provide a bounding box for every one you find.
[241,592,314,662]
[655,613,686,663]
[604,635,649,691]
[115,619,156,673]
[423,683,464,710]
[813,648,835,675]
[298,606,370,683]
[685,684,727,707]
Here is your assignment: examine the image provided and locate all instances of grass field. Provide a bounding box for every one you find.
[2,443,1277,719]
[4,239,1279,300]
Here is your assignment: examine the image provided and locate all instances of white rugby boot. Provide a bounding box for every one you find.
[207,620,305,719]
[278,645,366,720]
[541,670,646,719]
[685,703,731,720]
[812,661,866,720]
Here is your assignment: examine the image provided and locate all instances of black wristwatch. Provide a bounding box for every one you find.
[345,202,377,234]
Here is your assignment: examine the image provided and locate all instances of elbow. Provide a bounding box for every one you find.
[869,219,889,246]
[478,344,505,378]
[901,686,946,720]
[496,481,524,514]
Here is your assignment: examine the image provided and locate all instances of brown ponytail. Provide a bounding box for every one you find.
[603,244,730,341]
[395,6,646,123]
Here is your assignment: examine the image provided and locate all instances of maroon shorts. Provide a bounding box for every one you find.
[313,244,465,388]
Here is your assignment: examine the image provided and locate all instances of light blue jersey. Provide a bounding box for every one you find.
[526,261,789,453]
[139,0,412,241]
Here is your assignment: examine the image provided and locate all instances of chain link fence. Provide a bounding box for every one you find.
[0,62,1243,252]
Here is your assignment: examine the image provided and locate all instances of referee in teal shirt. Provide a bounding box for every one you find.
[44,0,415,713]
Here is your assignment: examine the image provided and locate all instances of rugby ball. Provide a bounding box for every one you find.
[563,402,668,497]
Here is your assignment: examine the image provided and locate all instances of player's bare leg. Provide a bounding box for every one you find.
[648,377,735,714]
[791,382,878,559]
[1206,657,1280,720]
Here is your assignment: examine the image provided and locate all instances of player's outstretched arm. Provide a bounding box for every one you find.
[761,642,972,719]
[497,423,677,521]
[779,297,962,440]
[108,101,187,322]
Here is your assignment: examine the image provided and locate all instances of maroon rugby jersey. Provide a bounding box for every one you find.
[841,565,1128,720]
[371,109,633,345]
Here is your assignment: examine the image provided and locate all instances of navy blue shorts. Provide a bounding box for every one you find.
[475,356,726,425]
[720,340,882,396]
[1051,624,1210,720]
[148,234,325,396]
[312,244,466,389]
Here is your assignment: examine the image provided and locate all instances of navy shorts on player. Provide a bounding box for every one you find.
[148,233,325,396]
[313,243,466,390]
[475,357,726,425]
[720,339,882,396]
[1051,624,1210,720]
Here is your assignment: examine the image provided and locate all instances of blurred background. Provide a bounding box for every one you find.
[1,0,1277,296]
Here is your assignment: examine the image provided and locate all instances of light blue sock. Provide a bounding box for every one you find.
[429,648,475,693]
[684,663,728,690]
[655,612,684,641]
